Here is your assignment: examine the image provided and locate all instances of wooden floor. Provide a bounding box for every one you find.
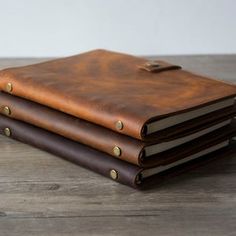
[0,55,235,236]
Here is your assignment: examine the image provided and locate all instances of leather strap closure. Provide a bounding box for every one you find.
[139,60,182,73]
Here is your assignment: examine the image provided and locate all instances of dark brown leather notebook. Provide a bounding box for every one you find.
[0,92,235,167]
[0,49,235,140]
[0,115,235,188]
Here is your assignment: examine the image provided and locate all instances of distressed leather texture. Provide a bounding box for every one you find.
[0,115,141,187]
[0,115,236,188]
[0,49,236,140]
[0,92,235,166]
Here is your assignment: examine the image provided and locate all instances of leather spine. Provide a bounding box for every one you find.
[0,115,141,188]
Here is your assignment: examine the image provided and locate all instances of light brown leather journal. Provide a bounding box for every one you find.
[0,49,235,140]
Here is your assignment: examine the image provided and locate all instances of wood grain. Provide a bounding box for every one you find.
[0,55,235,236]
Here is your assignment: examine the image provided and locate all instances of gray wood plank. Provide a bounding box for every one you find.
[0,55,235,236]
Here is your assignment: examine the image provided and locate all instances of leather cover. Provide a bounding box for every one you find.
[0,92,236,166]
[0,114,236,188]
[0,49,235,140]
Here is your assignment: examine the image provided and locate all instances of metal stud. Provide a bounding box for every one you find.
[5,83,13,93]
[113,146,121,157]
[110,169,118,180]
[4,128,11,137]
[115,120,123,130]
[3,106,11,116]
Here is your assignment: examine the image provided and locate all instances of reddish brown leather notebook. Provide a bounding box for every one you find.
[0,49,235,140]
[0,92,235,166]
[0,115,235,188]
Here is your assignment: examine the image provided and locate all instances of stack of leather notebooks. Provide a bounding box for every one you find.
[0,49,236,188]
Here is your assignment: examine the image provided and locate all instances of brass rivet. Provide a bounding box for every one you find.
[110,169,118,180]
[4,128,11,137]
[5,83,13,93]
[115,120,123,130]
[113,146,121,157]
[3,106,11,116]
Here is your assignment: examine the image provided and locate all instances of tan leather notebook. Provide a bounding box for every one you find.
[0,49,235,140]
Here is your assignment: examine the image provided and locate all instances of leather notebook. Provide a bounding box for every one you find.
[0,49,235,140]
[0,115,236,188]
[0,92,235,167]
